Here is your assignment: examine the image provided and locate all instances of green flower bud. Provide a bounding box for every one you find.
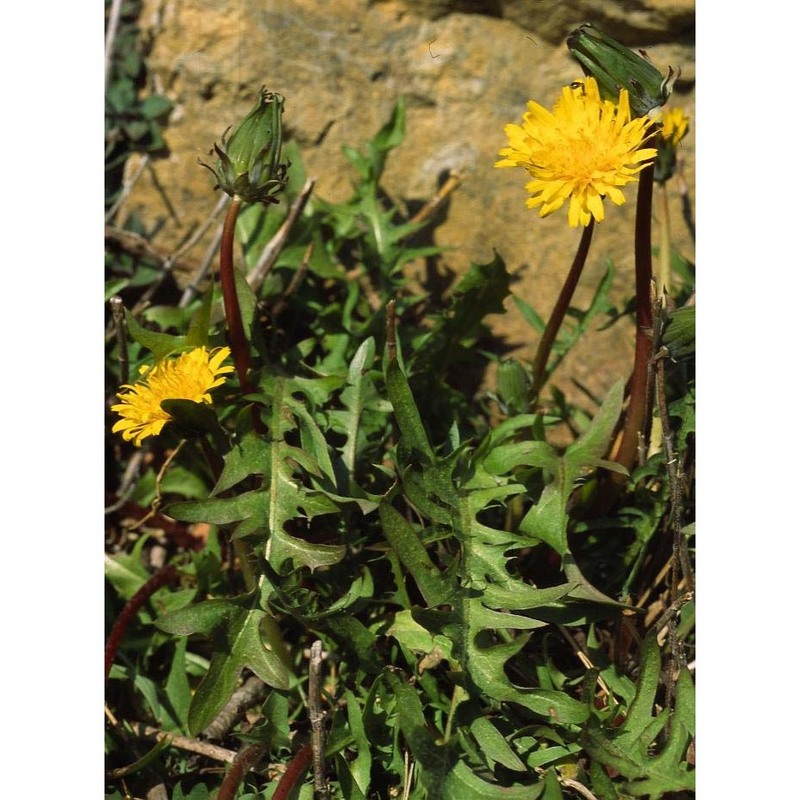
[200,87,289,204]
[566,23,679,119]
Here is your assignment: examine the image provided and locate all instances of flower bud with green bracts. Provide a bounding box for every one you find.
[567,23,679,119]
[200,87,289,205]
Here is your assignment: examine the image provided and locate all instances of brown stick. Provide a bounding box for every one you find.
[104,225,199,279]
[309,641,330,799]
[408,170,462,226]
[247,178,317,292]
[203,675,268,741]
[109,295,129,385]
[123,721,239,764]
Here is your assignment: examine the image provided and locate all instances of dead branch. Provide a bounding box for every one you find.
[309,640,329,800]
[202,675,268,741]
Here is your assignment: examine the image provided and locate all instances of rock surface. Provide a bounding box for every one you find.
[118,0,695,409]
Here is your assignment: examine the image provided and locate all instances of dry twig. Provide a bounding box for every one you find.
[105,224,178,272]
[128,442,185,532]
[559,777,600,800]
[179,223,224,308]
[105,155,151,224]
[105,451,147,515]
[104,0,124,89]
[202,675,268,741]
[408,170,462,226]
[109,295,130,386]
[247,178,316,293]
[269,242,312,318]
[309,640,330,800]
[558,624,611,699]
[124,721,239,764]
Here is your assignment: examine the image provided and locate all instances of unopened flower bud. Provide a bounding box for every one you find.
[567,23,679,119]
[201,87,289,204]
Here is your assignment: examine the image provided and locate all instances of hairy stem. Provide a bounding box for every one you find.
[530,219,595,402]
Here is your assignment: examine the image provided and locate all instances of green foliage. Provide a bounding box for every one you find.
[105,0,173,209]
[155,595,292,735]
[581,634,695,797]
[106,66,695,800]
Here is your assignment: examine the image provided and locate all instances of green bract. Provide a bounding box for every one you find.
[567,23,679,119]
[201,86,289,204]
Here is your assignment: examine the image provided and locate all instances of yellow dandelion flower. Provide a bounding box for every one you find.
[658,107,689,147]
[653,106,689,184]
[495,77,658,227]
[111,346,234,447]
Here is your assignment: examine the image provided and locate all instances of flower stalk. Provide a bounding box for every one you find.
[653,107,689,294]
[622,154,657,469]
[656,181,672,294]
[530,220,595,400]
[105,565,179,682]
[201,87,290,404]
[590,150,657,514]
[219,195,255,394]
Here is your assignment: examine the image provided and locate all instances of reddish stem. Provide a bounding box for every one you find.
[587,157,656,516]
[530,219,595,401]
[217,743,268,800]
[272,744,313,800]
[613,159,655,475]
[219,195,255,395]
[105,564,179,682]
[219,195,268,434]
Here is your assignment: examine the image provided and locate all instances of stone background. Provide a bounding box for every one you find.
[118,0,695,407]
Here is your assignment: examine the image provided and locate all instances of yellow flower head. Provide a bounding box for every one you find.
[495,77,658,227]
[658,106,689,147]
[111,346,234,447]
